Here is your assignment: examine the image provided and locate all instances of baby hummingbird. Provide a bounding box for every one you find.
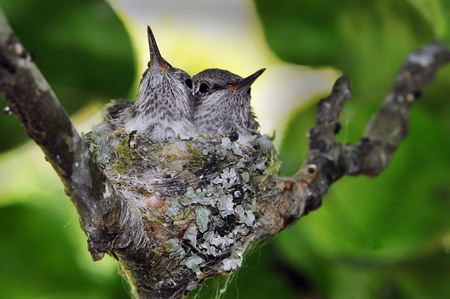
[193,68,265,144]
[125,26,195,142]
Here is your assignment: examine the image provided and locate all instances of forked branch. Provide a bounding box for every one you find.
[285,42,450,219]
[1,7,449,299]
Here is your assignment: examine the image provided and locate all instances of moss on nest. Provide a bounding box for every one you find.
[84,127,280,292]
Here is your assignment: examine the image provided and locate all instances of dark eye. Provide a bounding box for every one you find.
[185,78,193,89]
[247,88,251,95]
[199,83,209,93]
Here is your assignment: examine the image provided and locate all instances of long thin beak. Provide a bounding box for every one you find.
[147,25,170,73]
[227,68,266,91]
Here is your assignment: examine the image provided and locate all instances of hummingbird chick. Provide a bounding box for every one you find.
[193,68,265,145]
[125,26,195,142]
[103,98,134,131]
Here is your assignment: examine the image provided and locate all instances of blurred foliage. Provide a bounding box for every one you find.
[0,203,130,298]
[253,0,450,298]
[0,0,135,152]
[0,0,134,297]
[0,0,449,298]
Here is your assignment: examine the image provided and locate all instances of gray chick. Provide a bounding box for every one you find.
[193,68,264,145]
[124,26,195,142]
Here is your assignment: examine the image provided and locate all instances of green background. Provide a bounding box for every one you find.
[0,0,449,298]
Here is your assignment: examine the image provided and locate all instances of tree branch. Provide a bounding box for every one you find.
[0,8,130,261]
[351,42,450,176]
[1,6,449,299]
[285,41,450,218]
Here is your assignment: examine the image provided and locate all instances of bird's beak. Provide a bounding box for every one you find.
[147,26,170,73]
[227,68,266,91]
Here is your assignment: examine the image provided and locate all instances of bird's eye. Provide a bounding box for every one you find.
[185,78,193,89]
[247,88,251,95]
[199,83,209,93]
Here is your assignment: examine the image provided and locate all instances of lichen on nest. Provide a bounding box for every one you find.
[83,124,280,289]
